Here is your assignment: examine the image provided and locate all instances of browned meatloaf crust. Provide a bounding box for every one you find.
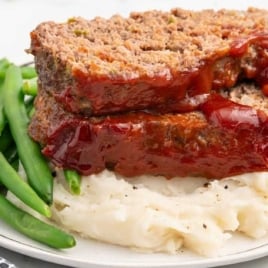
[28,84,268,179]
[29,7,268,116]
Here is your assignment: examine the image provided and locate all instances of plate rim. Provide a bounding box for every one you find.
[1,232,268,268]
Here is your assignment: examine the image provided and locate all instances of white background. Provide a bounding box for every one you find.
[1,0,268,63]
[1,0,268,267]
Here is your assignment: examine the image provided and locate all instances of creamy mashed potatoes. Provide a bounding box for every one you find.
[50,170,268,256]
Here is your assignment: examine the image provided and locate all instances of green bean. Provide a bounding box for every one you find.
[0,59,12,133]
[0,82,7,134]
[3,141,19,171]
[0,194,76,248]
[21,66,37,79]
[0,58,10,80]
[2,141,18,171]
[22,77,37,96]
[64,169,81,195]
[3,65,53,204]
[0,152,51,217]
[25,96,34,114]
[3,143,17,164]
[0,186,6,195]
[10,157,19,172]
[28,107,35,118]
[0,126,13,152]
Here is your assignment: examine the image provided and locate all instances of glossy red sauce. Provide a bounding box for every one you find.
[230,33,268,57]
[42,33,268,179]
[54,33,268,115]
[43,94,268,179]
[230,33,268,95]
[201,94,267,129]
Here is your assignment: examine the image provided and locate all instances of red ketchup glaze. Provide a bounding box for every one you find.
[230,33,268,57]
[201,94,268,174]
[42,33,268,178]
[42,95,268,179]
[58,69,199,114]
[53,33,268,116]
[201,94,267,129]
[230,33,268,95]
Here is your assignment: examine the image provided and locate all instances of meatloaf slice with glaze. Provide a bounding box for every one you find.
[28,83,268,179]
[29,8,268,116]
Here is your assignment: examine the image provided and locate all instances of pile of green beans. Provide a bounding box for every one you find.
[0,58,81,249]
[3,65,54,204]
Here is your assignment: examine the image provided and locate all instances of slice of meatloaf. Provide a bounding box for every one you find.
[29,8,268,116]
[28,83,268,179]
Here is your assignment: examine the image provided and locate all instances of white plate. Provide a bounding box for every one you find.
[1,0,268,268]
[2,219,268,268]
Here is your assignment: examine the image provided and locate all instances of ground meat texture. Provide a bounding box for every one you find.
[29,86,268,179]
[29,8,268,115]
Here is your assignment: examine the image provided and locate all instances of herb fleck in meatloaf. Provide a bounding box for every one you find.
[29,8,268,115]
[28,83,268,179]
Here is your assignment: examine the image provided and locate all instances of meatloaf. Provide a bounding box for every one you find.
[29,8,268,116]
[28,83,268,179]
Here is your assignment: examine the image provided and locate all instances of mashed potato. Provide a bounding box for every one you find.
[50,170,268,256]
